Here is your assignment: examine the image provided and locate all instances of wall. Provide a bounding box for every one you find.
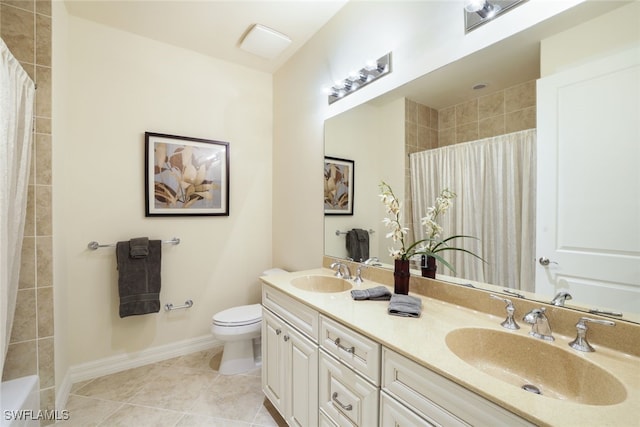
[52,8,273,386]
[272,0,584,271]
[1,0,55,417]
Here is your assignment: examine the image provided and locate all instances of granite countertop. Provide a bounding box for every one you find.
[260,268,640,427]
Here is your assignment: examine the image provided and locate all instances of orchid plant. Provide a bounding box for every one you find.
[379,181,483,273]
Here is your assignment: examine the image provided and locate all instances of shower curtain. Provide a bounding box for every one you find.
[0,38,35,375]
[410,129,536,291]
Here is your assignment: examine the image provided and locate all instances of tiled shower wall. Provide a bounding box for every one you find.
[404,80,536,248]
[0,0,55,420]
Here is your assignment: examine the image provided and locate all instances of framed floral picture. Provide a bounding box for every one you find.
[145,132,229,216]
[324,156,354,215]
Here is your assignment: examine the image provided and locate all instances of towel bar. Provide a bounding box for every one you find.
[165,299,193,311]
[335,229,375,236]
[87,237,181,250]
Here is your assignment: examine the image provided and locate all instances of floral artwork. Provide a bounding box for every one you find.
[145,132,229,216]
[324,157,354,215]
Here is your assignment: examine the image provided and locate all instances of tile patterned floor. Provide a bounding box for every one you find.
[56,347,287,427]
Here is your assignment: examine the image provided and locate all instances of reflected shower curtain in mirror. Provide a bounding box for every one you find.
[410,129,536,291]
[0,38,35,374]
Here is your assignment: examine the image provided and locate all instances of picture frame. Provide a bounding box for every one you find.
[145,132,229,216]
[324,156,354,215]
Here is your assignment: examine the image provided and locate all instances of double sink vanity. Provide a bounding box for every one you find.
[260,258,639,426]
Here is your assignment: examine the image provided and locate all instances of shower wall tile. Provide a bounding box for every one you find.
[417,103,431,127]
[35,133,51,184]
[19,236,36,288]
[10,288,36,343]
[35,184,52,235]
[506,106,536,133]
[38,337,54,388]
[36,116,51,134]
[35,0,50,16]
[37,286,54,338]
[2,341,37,381]
[35,13,50,65]
[439,106,455,129]
[0,3,34,63]
[35,65,51,117]
[505,81,536,112]
[3,1,34,12]
[37,236,52,286]
[456,122,478,144]
[479,91,504,119]
[438,128,455,146]
[479,115,505,139]
[456,99,478,125]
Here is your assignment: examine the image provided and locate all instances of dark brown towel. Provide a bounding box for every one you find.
[116,239,161,318]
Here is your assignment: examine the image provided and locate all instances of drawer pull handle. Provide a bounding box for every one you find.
[334,337,354,354]
[331,392,353,411]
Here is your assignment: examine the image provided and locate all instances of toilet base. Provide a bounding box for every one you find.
[218,338,261,375]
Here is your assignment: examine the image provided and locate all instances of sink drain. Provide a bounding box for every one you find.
[522,384,542,395]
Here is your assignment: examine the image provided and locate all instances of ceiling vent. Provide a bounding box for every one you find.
[240,24,291,59]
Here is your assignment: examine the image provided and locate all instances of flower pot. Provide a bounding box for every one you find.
[393,259,410,295]
[421,255,437,279]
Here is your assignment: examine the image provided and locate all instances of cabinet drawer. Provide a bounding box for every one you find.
[262,284,319,341]
[320,315,381,385]
[382,348,535,427]
[380,391,434,427]
[319,350,379,427]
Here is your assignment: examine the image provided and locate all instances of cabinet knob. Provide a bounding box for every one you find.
[275,328,282,335]
[283,335,290,342]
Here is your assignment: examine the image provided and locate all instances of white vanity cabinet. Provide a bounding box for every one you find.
[262,285,319,427]
[318,315,381,427]
[381,348,535,427]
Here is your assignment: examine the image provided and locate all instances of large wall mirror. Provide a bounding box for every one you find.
[324,3,639,324]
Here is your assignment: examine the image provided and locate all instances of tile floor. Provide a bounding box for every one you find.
[56,347,287,427]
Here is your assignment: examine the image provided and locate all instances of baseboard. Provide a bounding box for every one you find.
[56,335,220,409]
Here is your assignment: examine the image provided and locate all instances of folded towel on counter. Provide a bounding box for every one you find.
[129,237,149,259]
[116,239,162,318]
[351,286,392,301]
[388,294,422,318]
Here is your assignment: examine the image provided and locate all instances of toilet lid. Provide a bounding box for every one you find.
[213,303,262,326]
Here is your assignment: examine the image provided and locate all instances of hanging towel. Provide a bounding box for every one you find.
[388,294,422,318]
[351,286,392,301]
[116,238,162,318]
[346,228,369,262]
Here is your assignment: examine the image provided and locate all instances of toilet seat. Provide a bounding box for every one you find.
[212,303,262,327]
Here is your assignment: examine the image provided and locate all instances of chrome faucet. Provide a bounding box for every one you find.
[551,291,572,306]
[489,294,520,330]
[364,257,382,266]
[569,317,615,352]
[330,262,352,280]
[523,307,554,341]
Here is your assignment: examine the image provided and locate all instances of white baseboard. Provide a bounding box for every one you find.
[56,335,220,409]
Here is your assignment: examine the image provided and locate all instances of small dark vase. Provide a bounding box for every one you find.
[421,255,437,279]
[393,259,410,295]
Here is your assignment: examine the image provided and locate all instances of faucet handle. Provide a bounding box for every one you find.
[354,265,366,284]
[569,316,615,352]
[551,291,572,306]
[489,294,520,330]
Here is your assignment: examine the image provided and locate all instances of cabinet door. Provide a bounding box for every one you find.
[287,325,319,427]
[380,391,434,427]
[319,350,379,427]
[262,309,287,415]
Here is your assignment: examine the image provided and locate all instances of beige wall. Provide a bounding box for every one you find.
[272,0,583,271]
[52,8,273,381]
[1,0,55,417]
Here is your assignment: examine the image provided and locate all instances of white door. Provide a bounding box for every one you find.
[262,309,286,414]
[535,45,640,315]
[287,325,319,427]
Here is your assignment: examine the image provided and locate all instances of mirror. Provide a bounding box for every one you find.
[324,5,639,323]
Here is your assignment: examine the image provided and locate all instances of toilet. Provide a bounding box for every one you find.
[211,268,286,375]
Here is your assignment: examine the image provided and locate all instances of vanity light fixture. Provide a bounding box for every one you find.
[464,0,528,33]
[324,53,392,105]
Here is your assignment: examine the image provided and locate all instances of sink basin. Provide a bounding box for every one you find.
[445,328,626,405]
[291,275,353,293]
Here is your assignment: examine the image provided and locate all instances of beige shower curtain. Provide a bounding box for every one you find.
[0,38,35,374]
[410,129,536,291]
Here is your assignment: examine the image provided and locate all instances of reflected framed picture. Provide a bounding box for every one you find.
[324,156,354,215]
[145,132,229,216]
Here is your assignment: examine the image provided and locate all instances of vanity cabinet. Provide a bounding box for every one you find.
[382,348,535,427]
[262,285,319,427]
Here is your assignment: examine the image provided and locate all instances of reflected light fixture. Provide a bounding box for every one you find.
[464,0,527,33]
[324,53,392,105]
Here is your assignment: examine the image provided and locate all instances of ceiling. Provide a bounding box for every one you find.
[64,0,349,73]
